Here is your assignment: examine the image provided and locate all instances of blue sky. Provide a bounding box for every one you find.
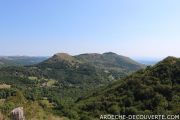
[0,0,180,59]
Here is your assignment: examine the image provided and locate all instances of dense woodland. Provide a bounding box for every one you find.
[0,53,179,120]
[76,57,180,119]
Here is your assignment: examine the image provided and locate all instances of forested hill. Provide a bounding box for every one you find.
[76,56,180,119]
[38,52,145,79]
[35,52,145,85]
[76,52,145,71]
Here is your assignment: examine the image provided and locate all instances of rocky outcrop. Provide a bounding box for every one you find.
[10,107,25,120]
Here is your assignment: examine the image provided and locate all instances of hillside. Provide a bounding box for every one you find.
[36,53,110,86]
[0,52,145,119]
[76,56,180,119]
[36,52,144,85]
[76,52,145,77]
[0,56,48,68]
[0,52,144,103]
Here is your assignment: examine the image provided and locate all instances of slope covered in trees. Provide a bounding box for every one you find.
[76,56,180,119]
[76,52,145,77]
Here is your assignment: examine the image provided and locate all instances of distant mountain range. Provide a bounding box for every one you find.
[0,54,158,68]
[135,59,160,65]
[137,60,158,65]
[0,56,48,68]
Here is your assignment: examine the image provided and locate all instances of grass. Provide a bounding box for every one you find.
[28,76,38,80]
[0,84,11,89]
[46,79,56,87]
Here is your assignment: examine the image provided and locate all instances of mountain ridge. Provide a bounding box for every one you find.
[34,52,144,86]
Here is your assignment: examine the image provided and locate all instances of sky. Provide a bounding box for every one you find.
[0,0,180,59]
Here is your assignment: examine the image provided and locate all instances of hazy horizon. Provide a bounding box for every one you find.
[1,0,180,59]
[0,51,165,61]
